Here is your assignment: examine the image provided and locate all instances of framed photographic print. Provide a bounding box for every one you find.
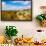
[1,0,32,21]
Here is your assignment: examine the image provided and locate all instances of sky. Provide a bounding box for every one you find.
[2,1,31,10]
[2,0,31,1]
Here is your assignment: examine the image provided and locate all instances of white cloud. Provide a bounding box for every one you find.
[18,5,31,10]
[2,2,7,10]
[2,1,31,10]
[2,2,16,10]
[12,1,31,5]
[2,2,6,6]
[23,1,31,5]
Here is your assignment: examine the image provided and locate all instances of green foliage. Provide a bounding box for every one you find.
[36,14,46,21]
[5,26,18,39]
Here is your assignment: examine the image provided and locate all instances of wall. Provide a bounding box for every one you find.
[0,0,46,41]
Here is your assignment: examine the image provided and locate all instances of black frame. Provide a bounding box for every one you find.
[1,0,32,21]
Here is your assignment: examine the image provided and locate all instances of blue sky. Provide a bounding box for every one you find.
[2,0,30,1]
[2,1,31,10]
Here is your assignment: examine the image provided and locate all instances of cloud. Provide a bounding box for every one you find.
[12,1,31,6]
[23,1,31,5]
[2,2,16,10]
[2,2,6,6]
[2,2,7,10]
[2,1,31,10]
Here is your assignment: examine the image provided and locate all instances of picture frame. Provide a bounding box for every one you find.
[1,0,32,21]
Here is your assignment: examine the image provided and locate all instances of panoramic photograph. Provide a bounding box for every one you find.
[1,1,32,21]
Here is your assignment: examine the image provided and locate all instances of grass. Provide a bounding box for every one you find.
[1,9,32,21]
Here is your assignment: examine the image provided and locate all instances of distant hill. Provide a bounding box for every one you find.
[1,9,32,21]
